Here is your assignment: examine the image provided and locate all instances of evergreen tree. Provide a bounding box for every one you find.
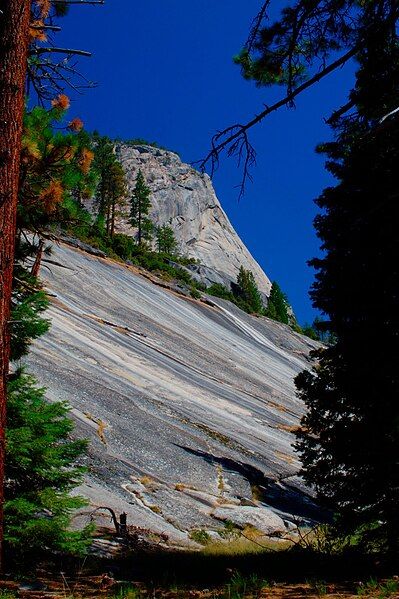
[92,135,126,237]
[20,104,96,234]
[1,102,95,564]
[265,281,290,324]
[235,267,264,314]
[295,9,399,554]
[107,161,127,237]
[129,170,152,244]
[5,371,90,563]
[156,224,178,255]
[141,217,155,245]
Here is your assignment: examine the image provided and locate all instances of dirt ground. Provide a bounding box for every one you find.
[1,576,395,598]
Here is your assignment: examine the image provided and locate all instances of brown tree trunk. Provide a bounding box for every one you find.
[31,239,44,279]
[0,0,31,569]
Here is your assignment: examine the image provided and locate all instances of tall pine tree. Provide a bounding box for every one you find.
[295,8,399,555]
[129,170,152,245]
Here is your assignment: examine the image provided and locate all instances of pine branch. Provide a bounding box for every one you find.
[200,45,357,171]
[325,99,356,124]
[198,44,358,196]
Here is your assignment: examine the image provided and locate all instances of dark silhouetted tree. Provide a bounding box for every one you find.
[295,6,399,555]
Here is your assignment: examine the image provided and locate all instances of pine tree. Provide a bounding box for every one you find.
[265,281,290,324]
[5,371,90,564]
[129,170,152,245]
[92,136,126,237]
[0,4,31,560]
[156,224,177,255]
[295,9,399,554]
[235,267,264,314]
[1,102,96,565]
[20,104,96,234]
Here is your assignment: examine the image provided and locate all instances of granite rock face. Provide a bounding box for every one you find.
[115,144,272,296]
[27,243,322,546]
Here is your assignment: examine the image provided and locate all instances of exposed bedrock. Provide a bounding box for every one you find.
[115,144,272,297]
[27,243,321,546]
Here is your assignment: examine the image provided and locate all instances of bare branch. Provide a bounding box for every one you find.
[51,0,105,4]
[30,47,92,57]
[245,1,271,53]
[30,25,61,32]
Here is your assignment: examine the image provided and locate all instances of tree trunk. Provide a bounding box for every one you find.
[31,239,45,279]
[0,0,31,569]
[110,196,115,237]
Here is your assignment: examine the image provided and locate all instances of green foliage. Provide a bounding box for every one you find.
[189,529,211,545]
[265,281,289,324]
[20,105,96,232]
[123,138,177,154]
[224,571,270,599]
[234,267,265,314]
[234,1,370,93]
[92,134,126,237]
[357,578,399,598]
[5,371,91,561]
[129,169,152,244]
[190,286,201,299]
[10,285,50,361]
[300,322,320,341]
[207,283,235,302]
[8,105,96,564]
[110,233,137,261]
[156,224,178,254]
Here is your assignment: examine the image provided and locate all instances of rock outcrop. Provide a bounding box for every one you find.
[27,242,321,546]
[115,144,272,296]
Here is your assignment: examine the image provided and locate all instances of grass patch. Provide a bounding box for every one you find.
[189,529,212,545]
[356,577,399,597]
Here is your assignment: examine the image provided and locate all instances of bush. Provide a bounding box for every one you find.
[111,233,136,260]
[207,283,235,302]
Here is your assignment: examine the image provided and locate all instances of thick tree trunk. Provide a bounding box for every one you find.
[0,0,31,569]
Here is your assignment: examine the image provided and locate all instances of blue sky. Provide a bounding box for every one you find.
[56,1,355,324]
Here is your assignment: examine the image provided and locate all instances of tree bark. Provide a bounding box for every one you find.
[0,0,31,569]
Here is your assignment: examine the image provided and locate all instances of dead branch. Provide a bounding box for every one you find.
[30,47,92,57]
[51,0,105,4]
[245,1,271,53]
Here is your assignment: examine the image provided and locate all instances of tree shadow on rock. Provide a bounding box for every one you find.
[175,444,329,524]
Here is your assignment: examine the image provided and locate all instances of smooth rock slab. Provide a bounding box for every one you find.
[213,505,286,535]
[27,243,322,544]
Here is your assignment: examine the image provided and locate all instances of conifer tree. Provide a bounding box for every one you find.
[265,281,290,324]
[5,371,90,565]
[295,8,399,554]
[235,267,264,314]
[129,170,152,245]
[156,224,178,255]
[0,0,100,563]
[92,136,127,237]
